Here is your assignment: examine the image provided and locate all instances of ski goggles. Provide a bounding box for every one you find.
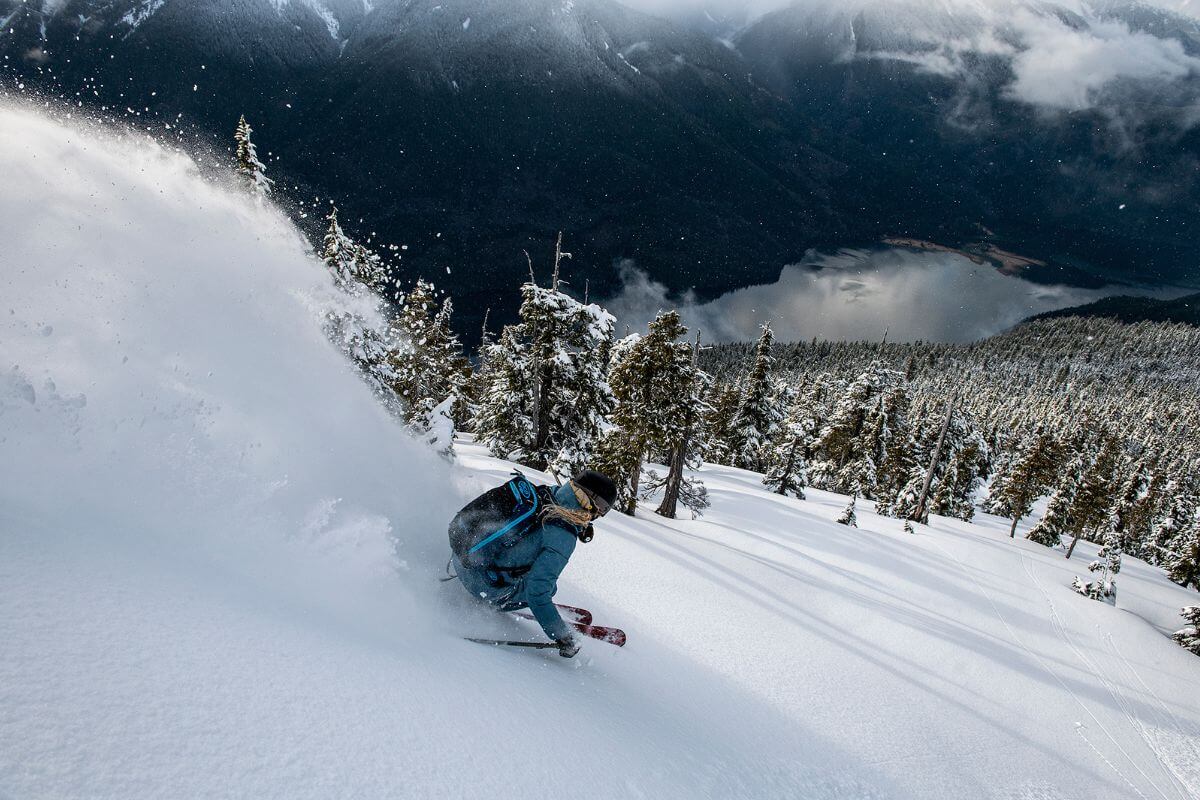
[570,481,611,518]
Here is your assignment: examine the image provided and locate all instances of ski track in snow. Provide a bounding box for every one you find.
[3,104,1200,800]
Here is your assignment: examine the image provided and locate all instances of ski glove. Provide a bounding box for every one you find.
[556,636,581,658]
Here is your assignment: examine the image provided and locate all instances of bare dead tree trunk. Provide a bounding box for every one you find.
[1065,530,1083,559]
[656,445,685,518]
[1066,524,1098,559]
[912,393,956,524]
[626,452,643,516]
[551,231,571,290]
[776,438,801,496]
[656,332,702,519]
[531,365,553,471]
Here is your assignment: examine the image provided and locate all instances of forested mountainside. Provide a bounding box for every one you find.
[1029,292,1200,327]
[699,317,1200,585]
[704,316,1200,447]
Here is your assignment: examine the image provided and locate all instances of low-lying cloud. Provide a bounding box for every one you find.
[843,1,1200,134]
[621,0,1200,136]
[604,248,1183,344]
[1007,11,1200,116]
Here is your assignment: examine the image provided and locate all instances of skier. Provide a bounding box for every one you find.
[449,469,617,658]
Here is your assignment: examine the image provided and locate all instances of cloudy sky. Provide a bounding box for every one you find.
[604,248,1185,343]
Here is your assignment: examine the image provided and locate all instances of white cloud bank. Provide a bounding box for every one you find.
[1006,10,1200,115]
[604,248,1184,344]
[622,0,1200,131]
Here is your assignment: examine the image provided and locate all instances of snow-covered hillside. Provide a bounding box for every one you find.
[3,105,1200,800]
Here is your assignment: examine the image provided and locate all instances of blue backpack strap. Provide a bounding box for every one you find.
[467,473,540,555]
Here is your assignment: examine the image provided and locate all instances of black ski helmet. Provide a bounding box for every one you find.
[572,469,617,515]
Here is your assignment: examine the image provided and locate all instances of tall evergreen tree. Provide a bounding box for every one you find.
[1171,606,1200,655]
[809,363,915,502]
[316,207,402,414]
[1165,514,1200,590]
[593,311,702,515]
[1026,451,1086,548]
[1108,460,1158,559]
[1064,436,1123,559]
[1148,479,1199,567]
[656,330,712,519]
[700,381,742,465]
[321,206,391,295]
[471,255,613,477]
[234,115,273,196]
[455,311,496,433]
[727,324,782,471]
[923,407,990,522]
[984,426,1060,538]
[762,393,815,499]
[473,326,536,461]
[871,385,920,519]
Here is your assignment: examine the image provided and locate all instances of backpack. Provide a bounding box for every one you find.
[449,471,556,570]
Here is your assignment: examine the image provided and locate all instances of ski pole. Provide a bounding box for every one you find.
[465,637,559,649]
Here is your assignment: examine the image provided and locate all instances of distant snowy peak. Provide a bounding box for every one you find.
[737,0,1200,57]
[338,0,746,91]
[2,0,367,42]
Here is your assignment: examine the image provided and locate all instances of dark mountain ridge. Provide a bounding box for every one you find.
[3,0,1198,333]
[1028,292,1200,327]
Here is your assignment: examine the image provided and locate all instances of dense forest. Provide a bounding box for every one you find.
[235,116,1200,618]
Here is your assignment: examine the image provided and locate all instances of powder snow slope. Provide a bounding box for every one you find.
[3,104,1200,800]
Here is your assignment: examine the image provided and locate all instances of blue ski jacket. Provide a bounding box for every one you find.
[454,482,584,642]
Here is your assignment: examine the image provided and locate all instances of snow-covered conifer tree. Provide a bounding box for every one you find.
[869,384,920,517]
[1072,532,1121,603]
[701,381,742,465]
[321,206,391,295]
[1166,514,1200,590]
[1026,451,1086,548]
[472,326,536,461]
[1065,436,1123,559]
[924,407,989,522]
[983,426,1059,538]
[1109,460,1158,559]
[455,311,495,433]
[762,394,813,499]
[315,207,402,414]
[594,311,702,515]
[1173,606,1200,655]
[388,281,470,449]
[837,494,858,527]
[657,330,712,519]
[234,115,273,196]
[1148,479,1199,567]
[727,324,782,471]
[471,250,613,477]
[809,363,914,501]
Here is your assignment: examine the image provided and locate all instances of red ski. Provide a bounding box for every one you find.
[511,607,626,647]
[572,622,627,647]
